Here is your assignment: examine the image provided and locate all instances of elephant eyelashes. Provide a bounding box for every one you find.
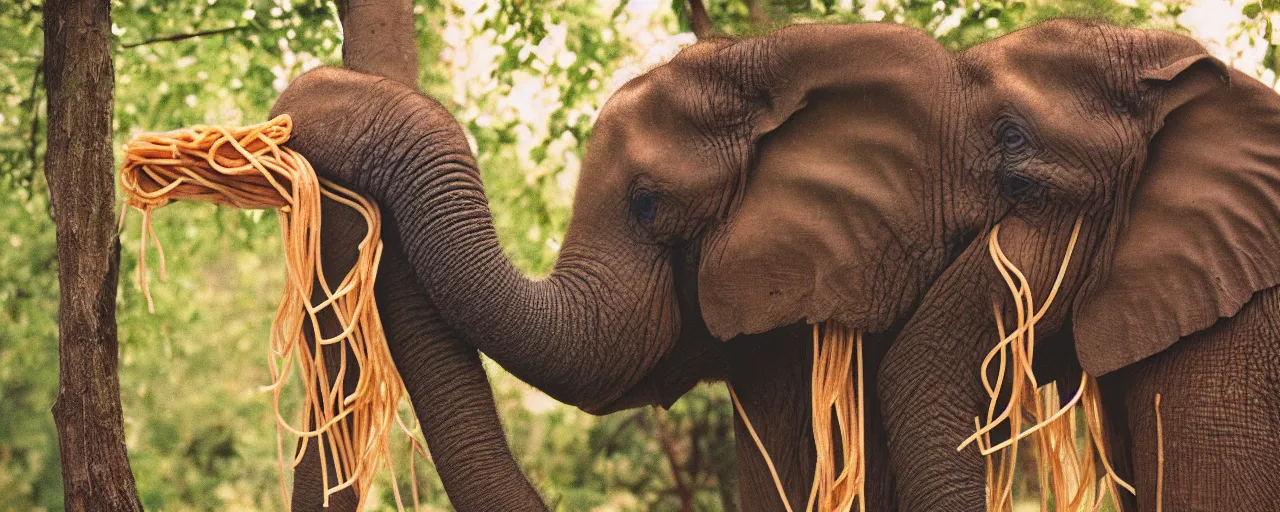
[630,189,660,225]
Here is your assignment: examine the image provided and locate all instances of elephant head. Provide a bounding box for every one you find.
[268,21,984,422]
[877,19,1280,509]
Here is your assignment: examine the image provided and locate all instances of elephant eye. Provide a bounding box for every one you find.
[999,124,1030,152]
[630,189,660,225]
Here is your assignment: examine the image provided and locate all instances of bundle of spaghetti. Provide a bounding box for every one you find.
[729,320,867,512]
[806,322,866,512]
[958,217,1133,511]
[117,115,424,509]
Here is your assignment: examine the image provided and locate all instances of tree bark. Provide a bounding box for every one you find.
[336,0,418,87]
[748,0,769,26]
[688,0,713,39]
[42,0,144,510]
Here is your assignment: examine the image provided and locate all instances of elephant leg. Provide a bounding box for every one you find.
[1095,371,1138,512]
[1111,285,1280,511]
[727,325,897,512]
[860,332,897,512]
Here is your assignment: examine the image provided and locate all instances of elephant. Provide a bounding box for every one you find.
[276,14,1280,510]
[271,21,983,511]
[870,19,1280,511]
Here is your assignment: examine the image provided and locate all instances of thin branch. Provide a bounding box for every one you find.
[654,409,694,512]
[688,414,703,486]
[120,25,250,49]
[593,410,647,456]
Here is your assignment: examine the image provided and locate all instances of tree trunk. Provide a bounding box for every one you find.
[336,0,418,87]
[688,0,713,39]
[748,0,769,26]
[42,0,144,510]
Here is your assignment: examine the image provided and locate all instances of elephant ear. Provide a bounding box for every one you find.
[697,24,947,340]
[1074,54,1280,376]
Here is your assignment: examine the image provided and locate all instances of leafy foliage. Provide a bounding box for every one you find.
[1,0,1277,510]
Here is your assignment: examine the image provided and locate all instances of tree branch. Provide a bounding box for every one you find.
[120,25,249,49]
[688,0,713,39]
[595,410,647,456]
[654,409,694,512]
[749,0,770,26]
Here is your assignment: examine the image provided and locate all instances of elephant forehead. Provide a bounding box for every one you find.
[963,19,1162,96]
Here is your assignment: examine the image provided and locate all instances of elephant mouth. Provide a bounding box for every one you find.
[584,240,727,414]
[587,331,727,414]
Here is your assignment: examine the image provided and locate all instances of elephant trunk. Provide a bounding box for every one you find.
[270,69,676,412]
[878,242,994,511]
[375,246,545,510]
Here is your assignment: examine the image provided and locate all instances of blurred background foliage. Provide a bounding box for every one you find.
[1,0,1277,510]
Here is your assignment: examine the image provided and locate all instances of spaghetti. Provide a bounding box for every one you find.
[959,217,1133,510]
[1154,393,1164,512]
[730,321,867,512]
[118,115,423,509]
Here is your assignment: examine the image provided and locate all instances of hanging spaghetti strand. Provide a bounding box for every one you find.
[961,217,1134,510]
[730,320,867,512]
[118,115,423,508]
[1155,393,1164,512]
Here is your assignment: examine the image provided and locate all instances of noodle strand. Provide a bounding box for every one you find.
[1155,393,1164,512]
[118,115,424,508]
[731,321,867,512]
[963,217,1135,510]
